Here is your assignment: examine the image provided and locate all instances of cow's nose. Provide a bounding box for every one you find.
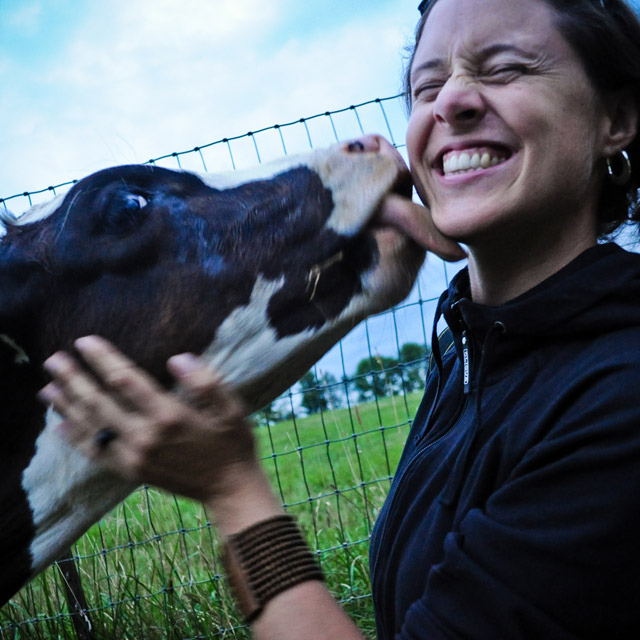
[344,134,405,165]
[344,134,410,186]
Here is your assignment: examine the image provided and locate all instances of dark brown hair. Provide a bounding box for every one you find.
[403,0,640,239]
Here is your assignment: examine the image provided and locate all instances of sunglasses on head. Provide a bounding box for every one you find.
[418,0,608,15]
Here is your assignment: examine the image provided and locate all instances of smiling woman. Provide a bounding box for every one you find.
[408,0,640,229]
[405,0,640,304]
[39,1,640,639]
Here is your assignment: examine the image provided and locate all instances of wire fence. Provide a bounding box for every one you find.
[0,95,455,640]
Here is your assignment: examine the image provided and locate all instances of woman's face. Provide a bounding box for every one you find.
[407,0,610,248]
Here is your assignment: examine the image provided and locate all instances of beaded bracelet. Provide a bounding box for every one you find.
[221,514,324,623]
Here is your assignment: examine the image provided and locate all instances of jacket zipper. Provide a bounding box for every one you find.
[371,322,472,586]
[372,299,475,611]
[370,395,472,605]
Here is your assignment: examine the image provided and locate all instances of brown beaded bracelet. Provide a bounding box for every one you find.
[221,514,324,623]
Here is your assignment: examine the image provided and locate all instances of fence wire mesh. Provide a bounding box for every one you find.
[0,95,455,640]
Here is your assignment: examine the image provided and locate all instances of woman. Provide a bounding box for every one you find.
[40,0,640,637]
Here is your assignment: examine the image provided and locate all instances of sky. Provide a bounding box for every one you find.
[2,0,640,200]
[0,0,420,200]
[1,0,639,392]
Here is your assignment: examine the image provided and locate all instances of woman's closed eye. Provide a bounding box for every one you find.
[482,63,529,83]
[412,81,446,103]
[411,63,530,103]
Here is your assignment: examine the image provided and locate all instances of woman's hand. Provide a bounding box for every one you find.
[38,335,258,505]
[39,335,365,639]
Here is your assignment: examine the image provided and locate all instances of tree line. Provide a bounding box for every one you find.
[257,342,431,425]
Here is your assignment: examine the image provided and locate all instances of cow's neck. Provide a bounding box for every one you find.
[0,342,135,605]
[0,342,44,604]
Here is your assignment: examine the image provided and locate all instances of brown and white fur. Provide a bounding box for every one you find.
[0,142,424,604]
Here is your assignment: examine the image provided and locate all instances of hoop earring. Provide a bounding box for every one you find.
[607,150,632,186]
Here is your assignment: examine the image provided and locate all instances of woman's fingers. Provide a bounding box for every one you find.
[40,352,114,429]
[41,350,97,404]
[73,335,166,414]
[39,338,162,449]
[38,336,258,499]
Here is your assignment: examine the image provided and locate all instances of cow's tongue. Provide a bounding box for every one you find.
[373,194,430,244]
[373,193,466,262]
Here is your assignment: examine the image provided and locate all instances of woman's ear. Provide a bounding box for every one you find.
[600,91,639,157]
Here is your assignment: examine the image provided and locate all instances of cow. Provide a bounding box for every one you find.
[0,137,425,606]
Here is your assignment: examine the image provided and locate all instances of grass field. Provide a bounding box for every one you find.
[0,391,423,640]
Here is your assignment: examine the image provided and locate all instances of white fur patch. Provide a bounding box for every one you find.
[199,267,396,412]
[201,275,315,390]
[308,149,399,236]
[10,194,65,227]
[22,409,135,574]
[193,155,308,191]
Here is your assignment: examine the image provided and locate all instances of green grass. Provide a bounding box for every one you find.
[0,392,422,640]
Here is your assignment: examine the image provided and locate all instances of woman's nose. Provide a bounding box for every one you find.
[433,76,486,129]
[343,134,406,166]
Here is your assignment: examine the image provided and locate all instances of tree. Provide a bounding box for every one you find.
[254,401,283,426]
[399,342,430,392]
[317,370,344,410]
[299,370,329,415]
[353,355,401,402]
[254,395,293,426]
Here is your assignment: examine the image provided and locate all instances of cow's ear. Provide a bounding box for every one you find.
[0,248,42,333]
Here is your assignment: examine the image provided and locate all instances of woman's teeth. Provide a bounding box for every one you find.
[442,149,508,175]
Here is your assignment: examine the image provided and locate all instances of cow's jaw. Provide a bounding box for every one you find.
[306,147,425,312]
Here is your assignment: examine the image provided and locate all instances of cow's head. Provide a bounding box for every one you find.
[0,137,427,591]
[0,138,424,410]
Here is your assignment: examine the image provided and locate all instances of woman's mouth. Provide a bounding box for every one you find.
[441,146,511,176]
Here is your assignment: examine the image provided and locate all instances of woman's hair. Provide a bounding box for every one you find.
[403,0,640,239]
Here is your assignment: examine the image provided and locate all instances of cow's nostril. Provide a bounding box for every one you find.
[347,141,366,153]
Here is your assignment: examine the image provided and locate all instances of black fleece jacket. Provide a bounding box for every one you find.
[370,243,640,639]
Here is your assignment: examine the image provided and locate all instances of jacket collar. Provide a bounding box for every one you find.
[442,243,640,342]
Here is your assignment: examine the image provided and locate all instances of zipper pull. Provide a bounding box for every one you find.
[462,330,471,394]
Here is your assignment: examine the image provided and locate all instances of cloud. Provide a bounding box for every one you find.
[0,0,417,201]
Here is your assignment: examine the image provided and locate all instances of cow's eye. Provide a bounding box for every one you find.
[103,193,149,231]
[120,194,148,214]
[127,194,148,209]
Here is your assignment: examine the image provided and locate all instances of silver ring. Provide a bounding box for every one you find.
[95,427,117,450]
